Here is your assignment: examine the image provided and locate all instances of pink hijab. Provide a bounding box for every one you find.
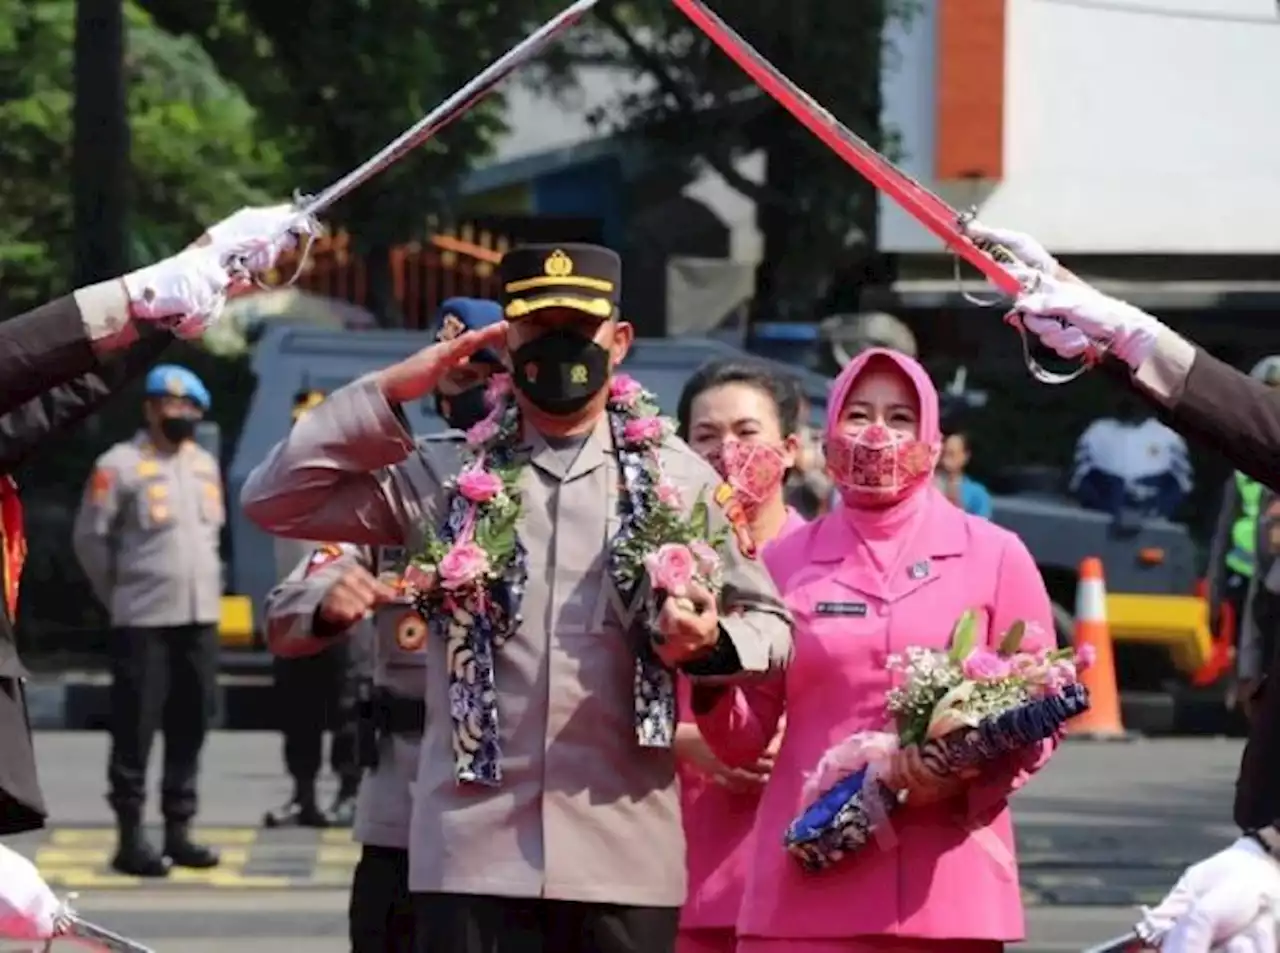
[824,348,943,576]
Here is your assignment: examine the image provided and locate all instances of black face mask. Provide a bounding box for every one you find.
[159,416,197,444]
[510,328,610,415]
[437,385,489,432]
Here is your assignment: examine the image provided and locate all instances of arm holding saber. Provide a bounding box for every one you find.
[973,220,1280,953]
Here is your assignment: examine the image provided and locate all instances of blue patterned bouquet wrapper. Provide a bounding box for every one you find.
[784,682,1090,872]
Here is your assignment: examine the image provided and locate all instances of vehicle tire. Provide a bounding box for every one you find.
[1051,601,1074,649]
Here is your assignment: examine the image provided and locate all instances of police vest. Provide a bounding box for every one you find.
[1227,472,1264,577]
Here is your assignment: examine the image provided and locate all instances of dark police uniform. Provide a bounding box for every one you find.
[263,389,363,829]
[71,365,222,876]
[240,243,792,953]
[1,282,175,838]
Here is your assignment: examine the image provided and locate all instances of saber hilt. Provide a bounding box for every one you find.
[955,208,1107,386]
[46,897,156,953]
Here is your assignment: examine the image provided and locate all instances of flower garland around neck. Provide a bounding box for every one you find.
[402,370,731,788]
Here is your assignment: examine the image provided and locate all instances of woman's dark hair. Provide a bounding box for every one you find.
[676,359,803,440]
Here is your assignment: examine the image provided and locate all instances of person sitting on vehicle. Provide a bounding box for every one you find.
[1069,393,1192,519]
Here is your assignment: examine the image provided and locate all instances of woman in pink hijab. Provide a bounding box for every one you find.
[694,348,1056,952]
[674,359,809,953]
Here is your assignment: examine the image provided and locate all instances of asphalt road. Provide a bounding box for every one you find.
[4,731,1248,952]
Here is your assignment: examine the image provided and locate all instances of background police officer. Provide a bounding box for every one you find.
[262,308,496,951]
[1209,356,1280,660]
[263,388,364,829]
[71,364,223,877]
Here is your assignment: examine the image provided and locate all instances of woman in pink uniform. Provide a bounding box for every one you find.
[695,348,1056,952]
[674,360,809,953]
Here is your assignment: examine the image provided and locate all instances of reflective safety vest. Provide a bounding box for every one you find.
[1227,471,1264,577]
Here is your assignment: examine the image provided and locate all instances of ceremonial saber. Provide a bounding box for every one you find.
[669,0,1020,296]
[670,0,1104,383]
[232,0,601,276]
[1081,933,1145,953]
[47,902,155,953]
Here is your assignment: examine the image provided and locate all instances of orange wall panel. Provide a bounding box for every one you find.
[935,0,1006,181]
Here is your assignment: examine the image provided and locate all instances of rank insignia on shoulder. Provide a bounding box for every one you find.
[305,544,344,576]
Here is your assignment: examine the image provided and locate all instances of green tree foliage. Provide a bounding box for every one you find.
[562,0,919,321]
[136,0,574,323]
[0,0,287,315]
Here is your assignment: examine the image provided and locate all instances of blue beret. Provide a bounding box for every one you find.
[434,298,502,364]
[144,364,211,411]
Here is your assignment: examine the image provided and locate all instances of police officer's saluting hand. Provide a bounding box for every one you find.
[316,565,399,633]
[0,203,316,846]
[970,219,1280,953]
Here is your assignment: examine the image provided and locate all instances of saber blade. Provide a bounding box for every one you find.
[292,0,601,226]
[51,912,155,953]
[670,0,1020,297]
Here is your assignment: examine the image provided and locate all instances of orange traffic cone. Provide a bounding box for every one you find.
[1067,557,1131,740]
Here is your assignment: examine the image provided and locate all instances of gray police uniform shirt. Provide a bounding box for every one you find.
[241,377,793,907]
[264,540,425,850]
[72,432,223,628]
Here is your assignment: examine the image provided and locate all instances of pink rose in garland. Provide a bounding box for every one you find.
[466,418,500,446]
[623,416,665,446]
[689,540,722,577]
[437,541,490,590]
[457,468,503,503]
[655,480,683,509]
[609,374,644,407]
[644,543,697,595]
[485,373,512,408]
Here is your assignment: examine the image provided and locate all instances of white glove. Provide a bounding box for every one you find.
[204,203,319,275]
[1136,837,1280,952]
[122,247,233,339]
[1011,272,1163,369]
[0,843,63,939]
[964,220,1060,275]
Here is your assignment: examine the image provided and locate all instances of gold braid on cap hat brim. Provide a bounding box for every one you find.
[505,296,614,319]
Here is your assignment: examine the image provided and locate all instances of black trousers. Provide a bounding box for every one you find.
[351,846,414,953]
[273,645,360,790]
[106,624,217,821]
[412,893,678,953]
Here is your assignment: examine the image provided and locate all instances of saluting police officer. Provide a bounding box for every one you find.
[242,245,793,953]
[263,299,501,952]
[71,364,223,877]
[263,388,364,829]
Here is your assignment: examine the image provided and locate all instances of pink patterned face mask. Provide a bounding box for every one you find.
[706,440,788,512]
[825,423,937,505]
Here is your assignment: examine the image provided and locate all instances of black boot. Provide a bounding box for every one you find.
[325,780,359,828]
[111,816,170,878]
[263,779,327,829]
[163,821,220,869]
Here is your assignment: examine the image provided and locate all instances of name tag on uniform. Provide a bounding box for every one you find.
[815,601,868,617]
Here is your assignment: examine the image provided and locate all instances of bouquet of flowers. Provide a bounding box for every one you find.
[784,610,1093,872]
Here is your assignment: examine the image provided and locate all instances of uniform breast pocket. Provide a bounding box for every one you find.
[197,478,225,526]
[135,481,173,530]
[794,601,884,672]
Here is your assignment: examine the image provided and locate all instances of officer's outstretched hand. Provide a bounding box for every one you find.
[318,564,399,629]
[654,582,721,667]
[0,844,62,939]
[1135,836,1280,951]
[379,322,508,404]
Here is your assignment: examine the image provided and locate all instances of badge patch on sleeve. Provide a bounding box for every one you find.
[304,544,344,577]
[395,612,428,651]
[88,468,114,505]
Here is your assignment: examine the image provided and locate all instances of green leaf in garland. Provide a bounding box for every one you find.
[690,492,710,538]
[997,620,1026,657]
[947,609,978,663]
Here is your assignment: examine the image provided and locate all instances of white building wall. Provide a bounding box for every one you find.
[883,0,1280,254]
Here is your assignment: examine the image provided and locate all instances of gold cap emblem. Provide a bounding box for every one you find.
[544,249,573,278]
[165,374,185,396]
[569,364,588,385]
[438,314,465,342]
